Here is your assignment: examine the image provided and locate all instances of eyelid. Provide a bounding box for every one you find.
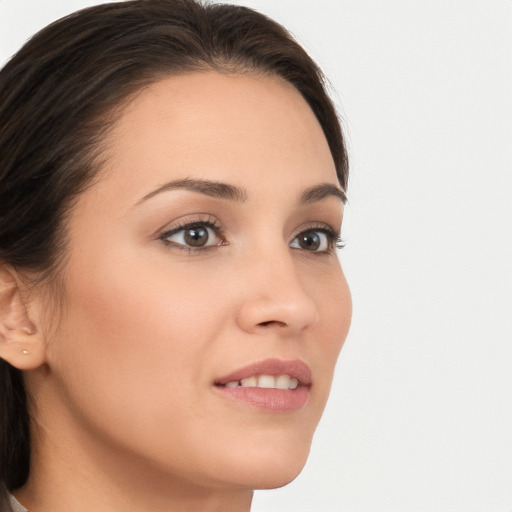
[291,221,340,239]
[158,214,219,235]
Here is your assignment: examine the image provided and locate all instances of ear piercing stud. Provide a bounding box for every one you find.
[21,349,29,355]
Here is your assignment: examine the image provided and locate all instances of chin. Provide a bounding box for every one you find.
[220,437,312,490]
[252,462,307,490]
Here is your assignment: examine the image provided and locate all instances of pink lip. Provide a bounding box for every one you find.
[214,359,312,413]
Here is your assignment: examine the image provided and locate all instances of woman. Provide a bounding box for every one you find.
[0,1,351,510]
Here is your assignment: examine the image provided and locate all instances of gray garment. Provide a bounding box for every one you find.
[8,495,28,512]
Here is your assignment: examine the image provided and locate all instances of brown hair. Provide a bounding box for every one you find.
[0,0,348,505]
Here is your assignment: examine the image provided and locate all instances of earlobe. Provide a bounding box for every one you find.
[0,264,46,370]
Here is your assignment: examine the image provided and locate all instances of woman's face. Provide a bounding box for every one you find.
[36,72,351,492]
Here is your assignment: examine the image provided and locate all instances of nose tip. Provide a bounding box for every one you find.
[237,299,319,335]
[236,269,320,336]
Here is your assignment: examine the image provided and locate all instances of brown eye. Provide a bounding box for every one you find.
[290,229,331,252]
[161,222,223,249]
[298,231,321,250]
[184,226,209,246]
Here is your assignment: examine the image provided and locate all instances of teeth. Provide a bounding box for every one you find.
[275,375,291,390]
[258,375,275,388]
[223,375,300,390]
[289,378,299,390]
[241,376,258,387]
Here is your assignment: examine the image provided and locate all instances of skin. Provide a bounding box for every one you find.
[6,72,351,512]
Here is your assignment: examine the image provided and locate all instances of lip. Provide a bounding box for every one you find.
[213,359,311,413]
[214,358,312,387]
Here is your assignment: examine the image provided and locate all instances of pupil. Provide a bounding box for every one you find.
[300,231,320,251]
[184,227,209,246]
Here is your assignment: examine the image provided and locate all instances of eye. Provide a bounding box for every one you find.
[160,220,224,250]
[290,227,342,252]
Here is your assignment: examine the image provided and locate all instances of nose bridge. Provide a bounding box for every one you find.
[236,243,319,334]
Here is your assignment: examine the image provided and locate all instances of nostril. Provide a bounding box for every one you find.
[258,320,287,328]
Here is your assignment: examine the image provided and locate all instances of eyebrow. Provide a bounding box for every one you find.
[136,178,346,206]
[136,178,248,205]
[299,183,347,205]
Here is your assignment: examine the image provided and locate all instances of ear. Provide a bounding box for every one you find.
[0,264,46,370]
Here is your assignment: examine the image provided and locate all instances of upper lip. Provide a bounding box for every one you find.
[214,359,312,386]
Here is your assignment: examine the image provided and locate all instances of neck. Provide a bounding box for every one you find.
[16,415,253,512]
[16,455,253,512]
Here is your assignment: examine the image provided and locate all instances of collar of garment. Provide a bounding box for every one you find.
[9,494,29,512]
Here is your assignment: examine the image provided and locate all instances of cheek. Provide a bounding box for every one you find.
[48,247,228,424]
[324,268,351,356]
[305,264,351,397]
[44,248,241,481]
[67,233,223,335]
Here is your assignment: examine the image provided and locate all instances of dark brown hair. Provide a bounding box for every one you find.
[0,0,348,505]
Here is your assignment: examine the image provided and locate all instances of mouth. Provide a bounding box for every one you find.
[223,374,300,390]
[213,359,311,412]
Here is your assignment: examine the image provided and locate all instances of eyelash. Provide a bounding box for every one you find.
[158,218,345,254]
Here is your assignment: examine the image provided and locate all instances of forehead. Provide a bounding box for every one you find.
[95,71,338,206]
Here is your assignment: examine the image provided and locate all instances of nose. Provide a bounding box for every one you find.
[235,248,320,336]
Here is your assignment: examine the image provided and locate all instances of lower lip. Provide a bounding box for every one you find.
[214,385,310,412]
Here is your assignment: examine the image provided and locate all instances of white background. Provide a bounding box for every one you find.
[1,1,511,511]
